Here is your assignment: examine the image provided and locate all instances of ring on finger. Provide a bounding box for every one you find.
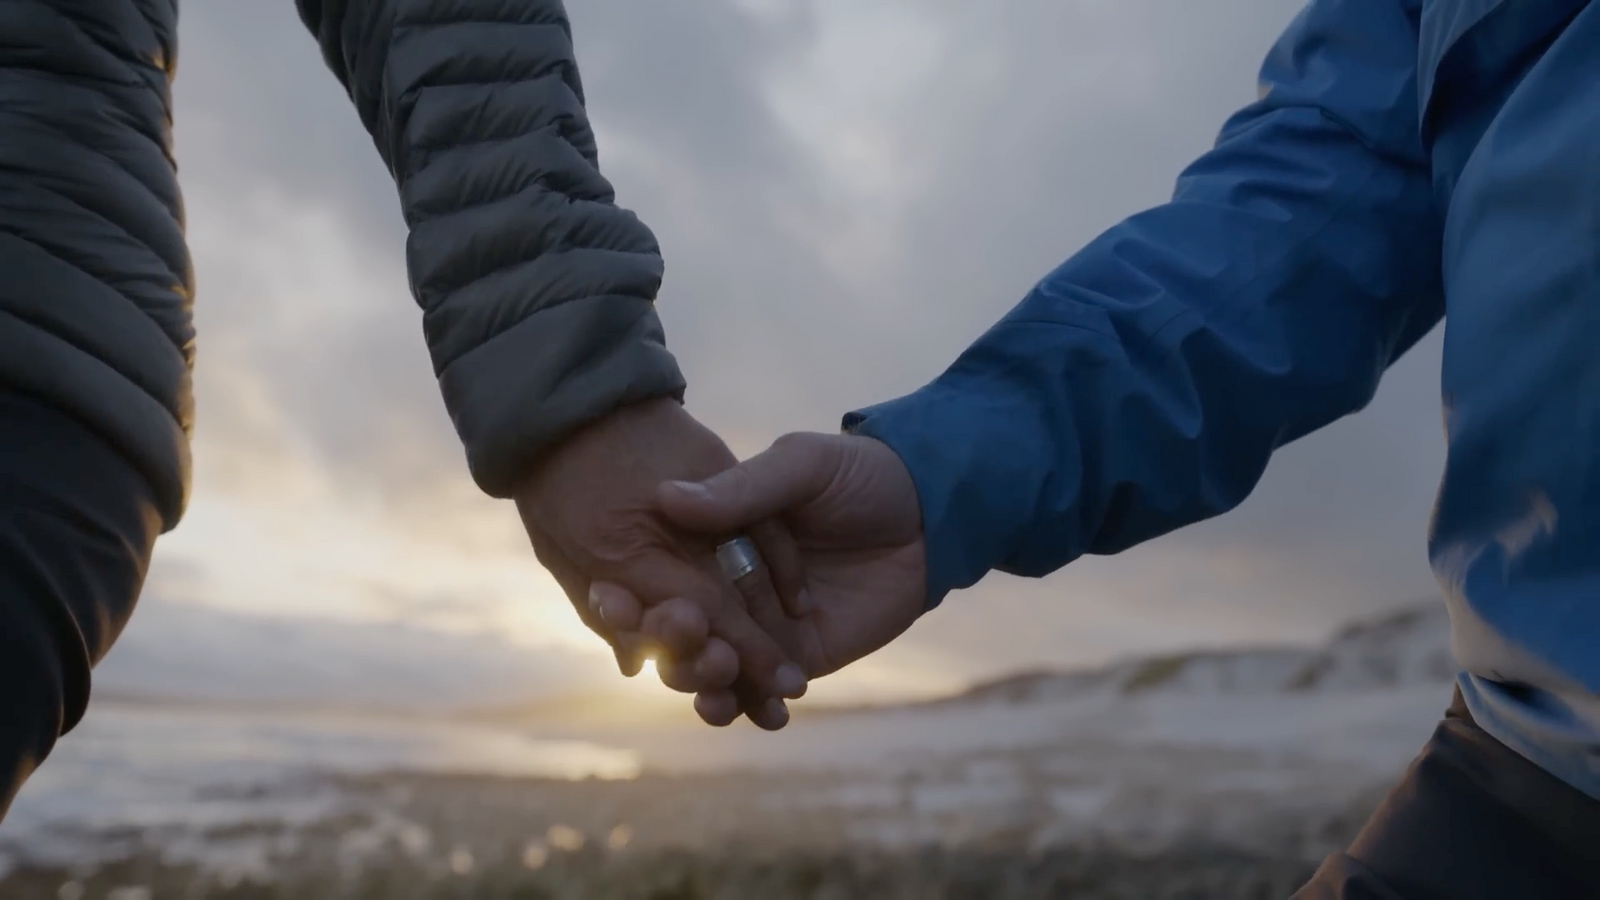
[715,535,762,581]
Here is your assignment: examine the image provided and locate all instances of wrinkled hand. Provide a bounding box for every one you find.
[595,431,928,727]
[513,398,810,728]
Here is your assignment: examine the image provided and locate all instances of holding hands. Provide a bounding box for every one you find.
[562,424,930,728]
[512,398,815,730]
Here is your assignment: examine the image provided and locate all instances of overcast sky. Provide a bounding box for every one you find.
[108,0,1450,707]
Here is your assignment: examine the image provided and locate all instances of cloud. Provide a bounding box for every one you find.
[162,0,1450,694]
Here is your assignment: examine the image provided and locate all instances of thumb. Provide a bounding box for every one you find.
[658,432,837,534]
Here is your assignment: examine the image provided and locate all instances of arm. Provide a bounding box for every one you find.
[295,1,808,721]
[295,0,684,496]
[845,0,1444,606]
[0,393,160,817]
[0,1,187,806]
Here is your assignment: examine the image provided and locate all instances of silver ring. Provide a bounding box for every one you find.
[715,536,762,582]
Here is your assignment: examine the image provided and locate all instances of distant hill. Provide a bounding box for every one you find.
[828,601,1453,714]
[93,596,1455,724]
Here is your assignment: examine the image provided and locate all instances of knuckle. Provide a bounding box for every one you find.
[770,431,814,457]
[664,596,708,625]
[584,522,676,575]
[773,432,833,490]
[716,465,755,505]
[641,615,682,646]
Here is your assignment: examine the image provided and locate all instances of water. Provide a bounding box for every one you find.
[0,702,638,870]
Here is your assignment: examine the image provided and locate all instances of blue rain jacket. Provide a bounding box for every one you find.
[847,0,1600,797]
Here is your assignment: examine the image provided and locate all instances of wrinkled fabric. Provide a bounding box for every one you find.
[848,0,1600,798]
[297,0,686,497]
[1,0,685,520]
[0,392,161,818]
[0,0,682,813]
[0,0,192,529]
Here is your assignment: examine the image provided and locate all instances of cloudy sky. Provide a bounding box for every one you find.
[105,0,1450,709]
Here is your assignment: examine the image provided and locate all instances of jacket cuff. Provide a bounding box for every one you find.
[440,295,685,498]
[843,377,1072,611]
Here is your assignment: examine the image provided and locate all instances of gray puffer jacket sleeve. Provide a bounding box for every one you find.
[0,0,193,529]
[297,0,688,498]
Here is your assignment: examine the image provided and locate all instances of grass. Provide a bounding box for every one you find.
[0,844,1318,900]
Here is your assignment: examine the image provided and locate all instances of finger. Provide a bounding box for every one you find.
[715,557,805,724]
[694,690,740,727]
[749,518,809,617]
[657,639,737,693]
[588,582,643,634]
[716,543,809,698]
[658,433,836,534]
[711,553,806,723]
[616,552,803,699]
[588,582,647,678]
[707,577,807,700]
[744,696,790,731]
[531,538,601,636]
[640,597,710,659]
[540,550,657,685]
[613,633,647,678]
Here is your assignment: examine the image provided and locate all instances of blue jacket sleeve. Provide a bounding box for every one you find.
[845,0,1444,608]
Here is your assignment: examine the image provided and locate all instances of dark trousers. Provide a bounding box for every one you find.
[0,391,159,817]
[1295,689,1600,899]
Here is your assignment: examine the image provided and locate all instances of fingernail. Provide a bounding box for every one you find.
[587,586,611,626]
[792,589,814,617]
[775,663,807,699]
[666,480,709,500]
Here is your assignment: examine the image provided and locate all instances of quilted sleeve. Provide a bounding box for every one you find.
[297,0,686,497]
[0,0,194,528]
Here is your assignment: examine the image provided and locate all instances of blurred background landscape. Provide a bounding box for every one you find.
[1,602,1453,898]
[0,0,1457,897]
